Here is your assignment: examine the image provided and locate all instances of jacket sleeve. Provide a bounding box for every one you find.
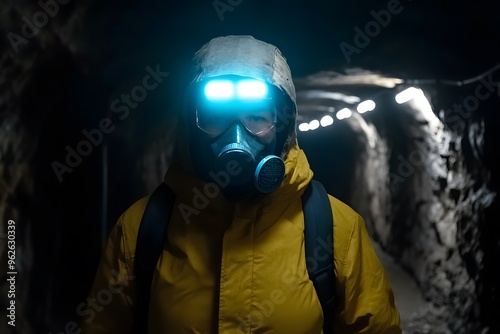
[332,214,402,334]
[79,214,136,334]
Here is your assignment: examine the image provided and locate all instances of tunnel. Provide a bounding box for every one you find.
[1,1,499,333]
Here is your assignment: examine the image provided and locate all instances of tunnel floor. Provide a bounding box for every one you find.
[373,242,427,332]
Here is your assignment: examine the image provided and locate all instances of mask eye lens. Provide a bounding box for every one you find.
[241,110,276,135]
[196,108,231,135]
[196,106,276,136]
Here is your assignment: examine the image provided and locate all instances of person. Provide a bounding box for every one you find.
[80,35,402,333]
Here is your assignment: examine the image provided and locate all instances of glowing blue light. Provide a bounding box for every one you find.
[204,80,234,100]
[204,78,269,102]
[236,80,268,99]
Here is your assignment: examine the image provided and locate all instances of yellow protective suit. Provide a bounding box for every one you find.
[80,144,402,333]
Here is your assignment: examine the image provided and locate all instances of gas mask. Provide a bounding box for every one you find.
[189,77,286,200]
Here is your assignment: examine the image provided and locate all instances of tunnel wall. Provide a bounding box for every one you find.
[303,88,499,333]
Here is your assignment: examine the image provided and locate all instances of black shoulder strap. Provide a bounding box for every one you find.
[132,183,175,334]
[302,180,335,334]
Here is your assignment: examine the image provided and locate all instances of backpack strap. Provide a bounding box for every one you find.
[302,180,335,334]
[132,183,175,334]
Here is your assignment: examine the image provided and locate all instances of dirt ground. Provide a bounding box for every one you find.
[373,242,427,332]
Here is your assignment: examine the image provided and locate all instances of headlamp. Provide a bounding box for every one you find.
[203,78,269,102]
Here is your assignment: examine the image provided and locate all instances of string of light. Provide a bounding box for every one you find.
[298,62,500,132]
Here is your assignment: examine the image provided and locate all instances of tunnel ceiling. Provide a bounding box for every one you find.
[3,0,493,97]
[157,0,500,80]
[24,0,494,121]
[151,0,499,77]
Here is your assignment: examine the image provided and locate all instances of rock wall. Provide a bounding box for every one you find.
[0,2,177,333]
[300,87,499,333]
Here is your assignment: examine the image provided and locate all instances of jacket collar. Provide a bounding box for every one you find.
[164,144,313,216]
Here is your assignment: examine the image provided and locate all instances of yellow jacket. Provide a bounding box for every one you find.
[80,144,402,333]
